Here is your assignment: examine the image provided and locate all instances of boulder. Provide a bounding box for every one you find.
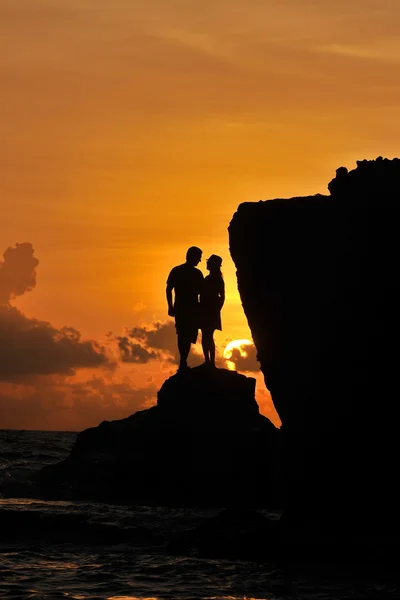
[37,365,279,507]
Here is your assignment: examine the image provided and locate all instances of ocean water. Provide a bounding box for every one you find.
[0,430,398,600]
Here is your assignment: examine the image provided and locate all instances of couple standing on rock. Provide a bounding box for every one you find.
[166,246,225,371]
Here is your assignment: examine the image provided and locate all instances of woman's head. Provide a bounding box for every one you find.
[206,254,223,273]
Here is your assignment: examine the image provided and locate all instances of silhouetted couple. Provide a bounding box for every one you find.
[166,246,225,371]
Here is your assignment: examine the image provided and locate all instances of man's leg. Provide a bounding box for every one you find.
[177,334,191,370]
[201,328,211,363]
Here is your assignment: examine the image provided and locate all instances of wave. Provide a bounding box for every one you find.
[0,498,220,549]
[0,429,76,499]
[0,506,159,546]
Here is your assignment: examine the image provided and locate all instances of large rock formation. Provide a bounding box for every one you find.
[37,366,279,507]
[229,157,400,549]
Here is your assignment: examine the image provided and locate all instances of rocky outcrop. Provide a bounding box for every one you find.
[229,157,400,547]
[37,366,279,507]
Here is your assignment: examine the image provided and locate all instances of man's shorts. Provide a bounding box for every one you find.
[175,311,199,344]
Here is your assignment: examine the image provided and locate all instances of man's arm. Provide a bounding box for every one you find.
[166,268,175,317]
[166,283,175,317]
[197,270,204,302]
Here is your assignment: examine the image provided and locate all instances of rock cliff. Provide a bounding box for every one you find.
[229,157,400,547]
[37,366,279,507]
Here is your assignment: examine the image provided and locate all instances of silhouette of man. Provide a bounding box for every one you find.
[166,246,204,371]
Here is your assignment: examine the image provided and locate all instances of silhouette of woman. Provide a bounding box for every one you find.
[200,254,225,367]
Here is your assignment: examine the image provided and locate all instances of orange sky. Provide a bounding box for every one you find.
[1,0,400,430]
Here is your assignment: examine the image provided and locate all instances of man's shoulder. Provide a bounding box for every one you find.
[170,263,203,275]
[167,263,185,283]
[168,263,204,284]
[170,263,186,275]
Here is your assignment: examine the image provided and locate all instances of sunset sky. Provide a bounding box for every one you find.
[1,0,400,430]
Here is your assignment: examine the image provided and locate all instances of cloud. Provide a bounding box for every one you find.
[115,320,178,364]
[320,40,400,63]
[0,243,112,380]
[132,301,146,312]
[0,241,155,429]
[117,335,159,363]
[224,342,260,372]
[0,374,158,431]
[0,242,39,304]
[0,305,111,380]
[115,320,223,368]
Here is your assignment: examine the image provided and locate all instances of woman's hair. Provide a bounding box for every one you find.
[207,254,223,278]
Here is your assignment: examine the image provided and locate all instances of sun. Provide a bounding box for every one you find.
[223,339,253,371]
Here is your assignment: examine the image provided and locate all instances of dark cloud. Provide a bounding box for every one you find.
[117,336,159,363]
[0,242,39,304]
[115,321,178,364]
[0,243,111,380]
[0,375,158,431]
[224,343,260,372]
[128,321,178,354]
[0,305,111,380]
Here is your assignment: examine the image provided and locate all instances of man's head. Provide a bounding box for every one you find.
[186,246,202,266]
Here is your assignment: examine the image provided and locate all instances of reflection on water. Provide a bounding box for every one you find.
[108,597,159,600]
[0,498,77,507]
[0,542,284,600]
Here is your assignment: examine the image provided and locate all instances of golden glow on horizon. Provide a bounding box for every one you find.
[223,339,254,371]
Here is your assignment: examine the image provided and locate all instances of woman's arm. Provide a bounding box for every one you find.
[219,279,225,308]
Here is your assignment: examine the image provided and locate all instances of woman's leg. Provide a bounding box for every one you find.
[209,329,216,366]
